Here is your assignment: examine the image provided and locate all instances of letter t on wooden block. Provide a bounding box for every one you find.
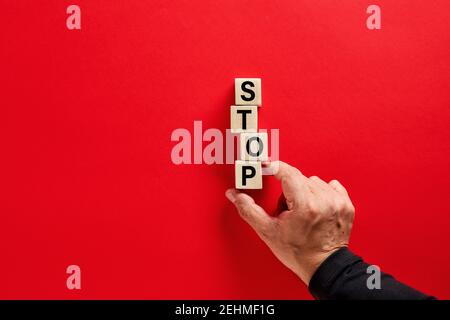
[239,132,269,161]
[230,105,258,133]
[235,160,262,189]
[235,78,262,106]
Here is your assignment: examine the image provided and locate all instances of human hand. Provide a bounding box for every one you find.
[225,161,355,286]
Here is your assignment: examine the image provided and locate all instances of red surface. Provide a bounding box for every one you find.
[1,0,450,299]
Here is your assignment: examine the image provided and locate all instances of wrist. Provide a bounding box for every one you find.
[295,249,342,286]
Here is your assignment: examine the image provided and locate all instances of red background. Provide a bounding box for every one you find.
[1,0,450,299]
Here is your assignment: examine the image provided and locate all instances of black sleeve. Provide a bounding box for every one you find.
[308,247,435,300]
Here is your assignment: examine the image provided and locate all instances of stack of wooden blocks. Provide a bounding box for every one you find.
[231,78,268,189]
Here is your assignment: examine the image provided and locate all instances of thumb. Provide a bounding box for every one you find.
[225,188,274,239]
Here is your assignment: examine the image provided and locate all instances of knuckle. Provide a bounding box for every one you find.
[236,203,250,217]
[238,205,252,219]
[234,196,252,209]
[340,199,355,222]
[332,196,346,212]
[347,202,356,218]
[303,197,315,210]
[234,198,246,210]
[329,179,339,186]
[290,167,302,177]
[347,200,355,213]
[305,199,320,216]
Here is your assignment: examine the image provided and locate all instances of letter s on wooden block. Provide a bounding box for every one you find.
[235,160,262,189]
[239,132,268,161]
[230,105,258,133]
[235,78,262,106]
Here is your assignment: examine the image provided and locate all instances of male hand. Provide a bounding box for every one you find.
[225,161,355,286]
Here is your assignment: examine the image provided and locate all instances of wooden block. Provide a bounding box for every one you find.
[230,105,258,133]
[239,132,269,161]
[235,160,262,189]
[235,78,262,106]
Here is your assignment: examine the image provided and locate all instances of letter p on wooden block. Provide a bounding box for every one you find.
[235,160,262,189]
[235,78,261,106]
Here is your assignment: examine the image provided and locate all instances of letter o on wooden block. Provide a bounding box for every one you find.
[239,132,268,161]
[235,78,262,106]
[235,160,262,189]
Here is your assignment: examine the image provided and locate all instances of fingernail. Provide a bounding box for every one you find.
[225,189,236,203]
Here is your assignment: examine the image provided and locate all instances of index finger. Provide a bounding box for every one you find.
[266,161,310,207]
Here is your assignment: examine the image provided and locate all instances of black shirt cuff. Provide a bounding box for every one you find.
[308,247,361,300]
